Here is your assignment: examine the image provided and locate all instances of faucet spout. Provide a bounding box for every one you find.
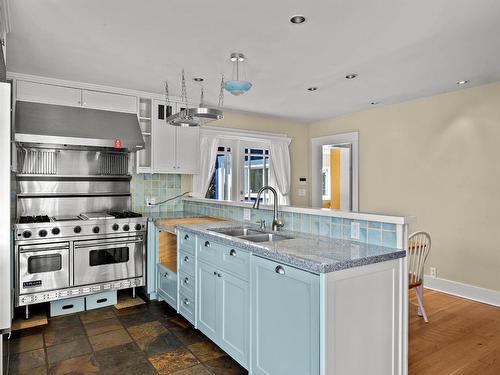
[252,186,284,231]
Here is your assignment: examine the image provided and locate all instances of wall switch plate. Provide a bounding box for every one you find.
[146,196,156,206]
[243,208,251,221]
[430,267,437,278]
[350,222,360,240]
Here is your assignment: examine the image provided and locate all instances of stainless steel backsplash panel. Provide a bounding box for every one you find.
[17,195,131,217]
[17,178,130,195]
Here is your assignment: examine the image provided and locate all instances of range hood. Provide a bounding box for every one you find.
[14,101,145,151]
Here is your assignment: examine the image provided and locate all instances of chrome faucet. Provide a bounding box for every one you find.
[253,186,284,231]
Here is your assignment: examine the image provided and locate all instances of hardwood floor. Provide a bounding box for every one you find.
[409,289,500,374]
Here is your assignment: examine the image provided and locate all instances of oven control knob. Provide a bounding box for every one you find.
[74,226,82,234]
[112,224,119,231]
[52,227,60,235]
[123,224,130,231]
[22,230,32,238]
[92,226,100,234]
[38,229,47,237]
[135,224,142,231]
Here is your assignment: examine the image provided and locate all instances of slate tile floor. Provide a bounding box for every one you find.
[9,301,248,375]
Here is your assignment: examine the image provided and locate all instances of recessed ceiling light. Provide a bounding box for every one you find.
[307,87,318,91]
[345,73,358,80]
[457,80,469,85]
[290,15,306,24]
[193,77,204,82]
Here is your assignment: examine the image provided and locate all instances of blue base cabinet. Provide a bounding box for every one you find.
[157,263,177,308]
[196,239,250,369]
[251,255,320,375]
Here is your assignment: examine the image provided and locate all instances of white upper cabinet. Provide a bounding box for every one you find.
[153,100,177,173]
[176,126,200,174]
[16,80,137,113]
[152,100,200,174]
[82,89,137,113]
[16,80,82,107]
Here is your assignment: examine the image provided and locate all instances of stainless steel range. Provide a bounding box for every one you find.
[14,212,147,308]
[13,100,147,312]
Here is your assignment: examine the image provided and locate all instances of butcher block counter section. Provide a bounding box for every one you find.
[155,216,226,271]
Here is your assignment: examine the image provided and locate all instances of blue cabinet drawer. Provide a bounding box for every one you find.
[179,291,195,324]
[220,246,250,280]
[157,264,177,308]
[50,296,85,317]
[197,238,225,265]
[179,250,195,276]
[86,291,117,310]
[179,270,195,297]
[178,230,195,254]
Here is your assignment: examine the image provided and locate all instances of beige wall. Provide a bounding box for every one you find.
[210,111,309,206]
[308,82,500,292]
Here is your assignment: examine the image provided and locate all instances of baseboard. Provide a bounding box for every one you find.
[424,275,500,307]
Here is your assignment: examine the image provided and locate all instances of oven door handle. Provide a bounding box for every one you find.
[19,245,69,253]
[74,239,143,249]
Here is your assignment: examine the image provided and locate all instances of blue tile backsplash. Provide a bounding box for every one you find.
[131,173,183,214]
[183,200,399,248]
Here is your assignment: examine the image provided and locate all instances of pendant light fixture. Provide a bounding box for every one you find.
[224,53,252,96]
[165,70,224,127]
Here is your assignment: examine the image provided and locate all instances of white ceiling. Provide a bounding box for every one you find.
[6,0,500,122]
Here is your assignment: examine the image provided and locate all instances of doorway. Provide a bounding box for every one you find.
[311,132,358,210]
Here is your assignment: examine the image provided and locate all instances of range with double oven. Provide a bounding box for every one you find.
[13,100,147,315]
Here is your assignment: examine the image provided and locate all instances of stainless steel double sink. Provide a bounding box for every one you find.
[209,227,293,243]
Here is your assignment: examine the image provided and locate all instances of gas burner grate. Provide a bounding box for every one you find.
[108,211,142,219]
[19,215,51,224]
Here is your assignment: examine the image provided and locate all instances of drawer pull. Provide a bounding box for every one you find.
[183,298,190,306]
[184,234,189,240]
[229,249,237,257]
[275,265,285,275]
[184,256,189,262]
[96,298,107,303]
[204,241,210,247]
[183,277,189,284]
[62,304,74,310]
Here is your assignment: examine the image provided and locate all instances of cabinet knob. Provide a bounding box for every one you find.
[218,272,222,278]
[204,241,210,248]
[184,234,189,240]
[183,277,189,284]
[213,271,217,276]
[229,249,237,257]
[184,256,189,262]
[183,298,190,306]
[164,272,169,278]
[275,265,285,275]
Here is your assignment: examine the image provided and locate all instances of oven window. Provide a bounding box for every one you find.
[28,254,62,273]
[89,247,129,266]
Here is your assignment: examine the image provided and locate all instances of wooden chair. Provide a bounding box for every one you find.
[408,231,432,322]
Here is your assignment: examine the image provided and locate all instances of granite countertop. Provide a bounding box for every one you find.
[144,211,221,234]
[176,220,406,274]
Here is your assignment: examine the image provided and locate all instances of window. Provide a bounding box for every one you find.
[206,146,232,200]
[243,147,271,203]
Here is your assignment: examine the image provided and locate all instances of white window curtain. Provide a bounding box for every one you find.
[269,140,291,205]
[192,136,220,198]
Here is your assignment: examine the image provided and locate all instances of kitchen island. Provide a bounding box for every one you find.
[172,220,407,375]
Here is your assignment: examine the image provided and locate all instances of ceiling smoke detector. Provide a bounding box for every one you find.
[290,15,306,24]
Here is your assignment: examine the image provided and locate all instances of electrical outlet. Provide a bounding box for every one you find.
[297,188,306,197]
[430,267,437,278]
[146,196,156,206]
[243,208,251,221]
[350,222,360,240]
